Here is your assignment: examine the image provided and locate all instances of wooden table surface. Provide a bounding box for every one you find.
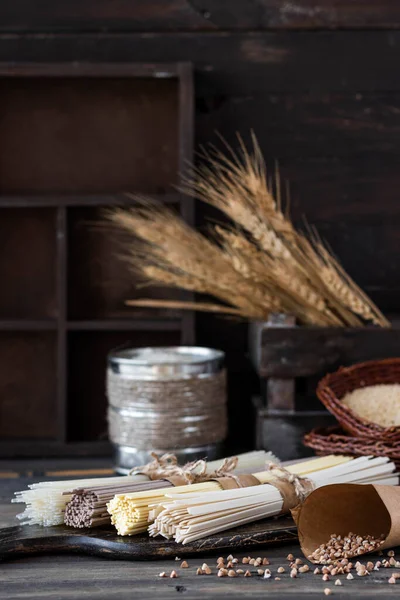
[0,463,398,599]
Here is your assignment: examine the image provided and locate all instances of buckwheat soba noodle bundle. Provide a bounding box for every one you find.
[107,455,355,536]
[149,456,398,544]
[13,451,272,527]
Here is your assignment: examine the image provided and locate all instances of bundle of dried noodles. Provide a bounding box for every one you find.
[63,450,274,529]
[13,451,272,528]
[107,455,351,536]
[149,456,398,544]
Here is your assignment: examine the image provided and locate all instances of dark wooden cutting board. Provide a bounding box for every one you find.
[0,517,298,561]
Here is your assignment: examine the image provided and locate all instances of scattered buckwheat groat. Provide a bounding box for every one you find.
[217,569,225,578]
[263,569,271,579]
[299,565,310,573]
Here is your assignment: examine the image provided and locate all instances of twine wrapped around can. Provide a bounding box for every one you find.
[107,347,227,472]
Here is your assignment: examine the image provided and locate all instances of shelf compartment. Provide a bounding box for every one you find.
[0,76,179,194]
[67,330,181,442]
[0,208,57,319]
[0,332,57,439]
[67,206,185,320]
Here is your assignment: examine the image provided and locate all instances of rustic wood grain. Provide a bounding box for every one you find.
[0,519,298,562]
[0,1,400,32]
[0,32,400,94]
[197,92,400,162]
[2,552,399,600]
[256,410,337,460]
[265,315,296,411]
[188,1,400,30]
[257,326,400,378]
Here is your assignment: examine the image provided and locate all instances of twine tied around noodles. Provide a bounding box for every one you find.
[268,463,315,512]
[129,452,240,486]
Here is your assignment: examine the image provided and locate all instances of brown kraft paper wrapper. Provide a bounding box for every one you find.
[292,483,400,562]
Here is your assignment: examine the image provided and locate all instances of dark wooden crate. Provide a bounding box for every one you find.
[249,316,400,460]
[0,62,194,457]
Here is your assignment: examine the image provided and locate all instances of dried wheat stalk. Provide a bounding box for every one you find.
[106,136,388,327]
[108,203,277,321]
[126,299,244,316]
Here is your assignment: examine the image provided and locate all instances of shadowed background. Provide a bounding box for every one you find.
[0,1,398,454]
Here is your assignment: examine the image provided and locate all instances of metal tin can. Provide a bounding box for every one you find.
[107,346,227,474]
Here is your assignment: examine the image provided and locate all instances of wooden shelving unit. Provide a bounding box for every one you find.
[0,62,194,457]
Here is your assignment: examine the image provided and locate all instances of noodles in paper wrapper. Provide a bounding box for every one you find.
[292,483,400,562]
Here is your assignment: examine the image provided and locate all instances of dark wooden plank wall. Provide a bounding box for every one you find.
[1,2,399,450]
[2,1,400,31]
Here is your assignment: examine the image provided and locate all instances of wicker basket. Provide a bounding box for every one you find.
[316,357,400,441]
[304,426,400,470]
